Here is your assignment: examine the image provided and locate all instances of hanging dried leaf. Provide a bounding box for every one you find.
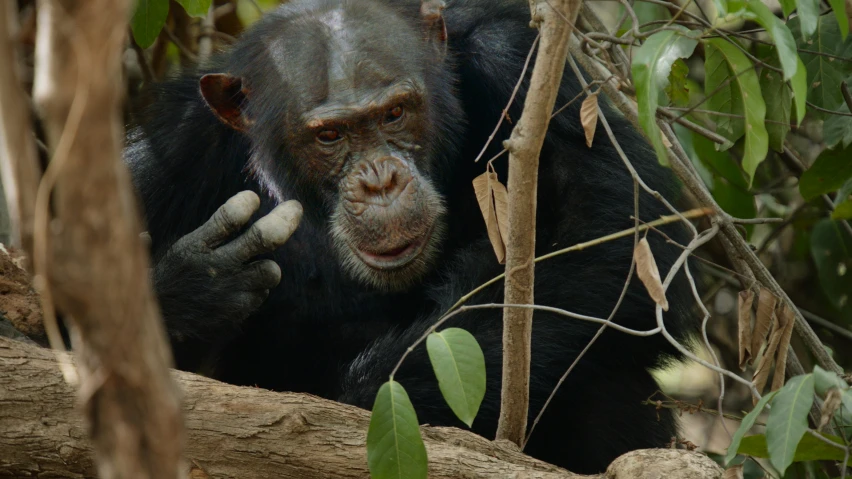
[472,171,508,264]
[771,304,797,392]
[724,464,744,479]
[580,94,599,148]
[738,290,755,370]
[819,388,843,431]
[752,308,781,402]
[634,237,669,311]
[491,176,509,248]
[751,287,777,356]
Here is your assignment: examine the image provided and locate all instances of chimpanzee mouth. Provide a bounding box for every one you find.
[352,227,434,271]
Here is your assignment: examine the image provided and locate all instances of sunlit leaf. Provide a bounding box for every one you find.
[426,328,486,427]
[704,38,768,186]
[766,374,815,475]
[799,147,852,200]
[632,28,699,166]
[724,390,778,465]
[367,381,428,479]
[736,431,846,461]
[813,365,848,396]
[796,0,821,39]
[727,0,799,79]
[833,200,852,220]
[791,56,808,126]
[131,0,169,49]
[176,0,212,17]
[826,0,850,39]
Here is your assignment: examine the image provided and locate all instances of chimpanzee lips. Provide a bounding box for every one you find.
[352,226,434,271]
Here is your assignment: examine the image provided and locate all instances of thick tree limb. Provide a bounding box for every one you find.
[0,337,724,479]
[498,0,580,446]
[28,0,184,477]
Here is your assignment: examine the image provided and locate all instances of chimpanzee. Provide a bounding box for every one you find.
[125,0,696,472]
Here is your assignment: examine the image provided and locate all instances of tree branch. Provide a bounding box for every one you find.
[0,337,725,479]
[497,0,580,446]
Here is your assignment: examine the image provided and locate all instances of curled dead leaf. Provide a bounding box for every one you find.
[737,290,754,370]
[771,304,796,392]
[473,170,509,264]
[634,237,669,311]
[819,388,843,432]
[752,305,781,402]
[751,288,776,357]
[724,464,744,479]
[580,94,599,148]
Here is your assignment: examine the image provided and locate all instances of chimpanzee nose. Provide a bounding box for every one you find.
[355,156,413,206]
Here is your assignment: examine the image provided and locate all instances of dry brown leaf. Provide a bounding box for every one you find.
[751,288,777,357]
[737,290,755,370]
[491,176,509,248]
[634,237,669,311]
[771,304,796,392]
[724,464,744,479]
[473,171,507,264]
[752,308,781,403]
[819,388,843,431]
[580,94,598,148]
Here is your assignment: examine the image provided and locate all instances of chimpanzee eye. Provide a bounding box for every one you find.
[384,105,404,123]
[317,129,341,144]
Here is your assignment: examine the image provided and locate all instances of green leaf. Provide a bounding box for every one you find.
[367,381,428,479]
[736,432,847,462]
[796,0,821,39]
[810,218,852,318]
[176,0,212,17]
[790,56,808,126]
[824,105,852,148]
[791,16,852,114]
[426,328,486,427]
[813,365,848,396]
[725,390,778,465]
[131,0,169,49]
[704,38,768,186]
[826,0,850,40]
[778,0,796,18]
[665,59,691,107]
[759,60,791,152]
[632,28,699,167]
[833,200,852,220]
[727,0,799,80]
[766,373,815,476]
[799,147,852,200]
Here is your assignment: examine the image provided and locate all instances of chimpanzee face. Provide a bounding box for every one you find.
[199,0,450,290]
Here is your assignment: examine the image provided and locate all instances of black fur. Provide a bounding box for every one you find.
[126,0,696,472]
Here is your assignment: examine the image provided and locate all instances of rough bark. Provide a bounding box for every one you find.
[497,0,581,445]
[29,1,184,477]
[0,337,724,479]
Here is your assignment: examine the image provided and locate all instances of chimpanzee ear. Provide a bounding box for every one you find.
[420,0,448,59]
[199,73,252,131]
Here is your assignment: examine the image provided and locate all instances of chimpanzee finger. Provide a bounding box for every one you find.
[234,289,270,316]
[234,259,282,290]
[218,200,303,262]
[194,190,261,249]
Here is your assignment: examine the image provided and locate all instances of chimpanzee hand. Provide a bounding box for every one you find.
[152,191,302,342]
